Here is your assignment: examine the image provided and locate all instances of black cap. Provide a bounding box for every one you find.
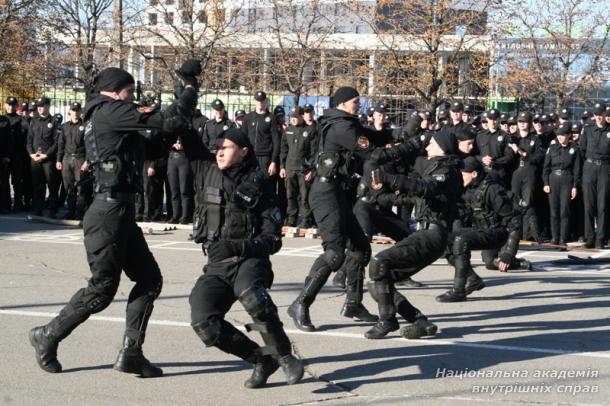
[461,156,483,173]
[593,103,605,115]
[218,128,252,150]
[486,109,500,120]
[517,111,531,122]
[95,67,135,92]
[432,131,458,155]
[303,103,314,112]
[5,96,18,105]
[211,99,225,111]
[54,113,63,123]
[581,110,590,119]
[455,127,476,141]
[273,105,285,116]
[289,106,304,117]
[20,102,29,111]
[558,108,570,119]
[438,109,449,120]
[367,106,375,117]
[333,86,359,106]
[539,114,550,123]
[571,123,582,133]
[358,113,368,122]
[421,111,432,120]
[499,113,508,123]
[254,91,267,101]
[532,113,542,123]
[37,96,50,106]
[508,116,518,125]
[555,122,571,135]
[29,101,37,110]
[450,101,464,112]
[235,109,246,118]
[463,105,473,114]
[374,103,387,114]
[549,112,557,122]
[69,102,82,111]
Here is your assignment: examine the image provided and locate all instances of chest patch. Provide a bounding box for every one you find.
[303,131,308,138]
[223,125,229,131]
[79,126,84,131]
[569,148,575,154]
[497,135,503,142]
[530,140,535,146]
[47,123,53,129]
[265,117,271,123]
[433,174,446,182]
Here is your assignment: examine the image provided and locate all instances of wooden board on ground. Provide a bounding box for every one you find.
[519,240,600,253]
[26,215,82,228]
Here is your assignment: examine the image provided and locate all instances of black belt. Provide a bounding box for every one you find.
[586,158,609,165]
[65,154,84,159]
[552,169,571,176]
[416,222,445,231]
[169,151,186,158]
[95,192,135,203]
[316,176,339,184]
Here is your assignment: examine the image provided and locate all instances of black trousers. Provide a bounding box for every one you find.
[450,227,508,291]
[548,172,573,243]
[582,161,609,243]
[61,156,88,215]
[31,159,59,214]
[0,159,10,211]
[511,166,539,240]
[167,152,193,222]
[143,163,170,220]
[257,155,286,220]
[285,170,311,225]
[190,257,291,361]
[10,151,32,208]
[353,200,410,241]
[47,199,162,342]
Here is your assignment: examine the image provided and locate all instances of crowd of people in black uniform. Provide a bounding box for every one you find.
[2,60,608,388]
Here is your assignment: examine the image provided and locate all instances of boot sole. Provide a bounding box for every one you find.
[114,357,163,377]
[400,323,438,339]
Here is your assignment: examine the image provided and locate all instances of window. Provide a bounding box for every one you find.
[165,0,173,5]
[148,13,157,25]
[150,0,158,5]
[197,10,207,24]
[181,10,190,23]
[165,11,174,24]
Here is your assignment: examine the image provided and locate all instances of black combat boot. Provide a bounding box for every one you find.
[244,353,279,389]
[436,287,467,302]
[114,336,163,377]
[465,270,485,294]
[29,326,62,373]
[400,313,438,339]
[341,267,378,322]
[278,354,305,385]
[288,267,331,332]
[364,280,399,339]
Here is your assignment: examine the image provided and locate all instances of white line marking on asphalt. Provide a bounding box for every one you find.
[4,309,610,360]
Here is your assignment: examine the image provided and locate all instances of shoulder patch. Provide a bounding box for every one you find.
[47,123,53,129]
[303,131,308,138]
[550,139,556,145]
[357,136,370,150]
[271,208,282,225]
[530,140,535,146]
[497,135,503,142]
[420,135,426,141]
[569,148,575,154]
[433,174,446,182]
[223,125,229,131]
[79,125,84,131]
[265,117,271,123]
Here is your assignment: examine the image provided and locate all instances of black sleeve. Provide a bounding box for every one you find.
[280,132,288,168]
[57,124,66,162]
[45,124,59,157]
[271,121,281,165]
[542,148,552,186]
[573,147,582,187]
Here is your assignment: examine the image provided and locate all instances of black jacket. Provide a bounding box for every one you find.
[58,120,86,161]
[243,110,280,161]
[280,123,315,172]
[202,117,235,151]
[27,115,59,159]
[543,140,582,187]
[580,123,610,161]
[475,129,514,174]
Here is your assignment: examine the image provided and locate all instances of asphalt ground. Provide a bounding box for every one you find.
[1,214,610,406]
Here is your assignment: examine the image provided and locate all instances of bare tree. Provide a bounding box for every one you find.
[494,0,610,109]
[39,0,114,94]
[125,0,243,91]
[351,0,495,110]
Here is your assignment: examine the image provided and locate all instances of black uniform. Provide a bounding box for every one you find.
[280,122,315,226]
[166,136,193,223]
[57,120,88,217]
[437,171,521,302]
[0,115,15,212]
[510,132,545,241]
[475,128,514,182]
[189,152,303,388]
[202,117,235,151]
[185,111,210,215]
[580,122,610,247]
[366,154,462,339]
[243,110,281,171]
[287,108,379,332]
[141,131,171,221]
[28,89,193,376]
[5,112,31,210]
[27,115,60,215]
[543,140,582,244]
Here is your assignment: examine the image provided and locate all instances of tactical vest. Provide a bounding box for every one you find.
[314,117,352,181]
[192,165,264,248]
[84,108,134,193]
[470,178,513,229]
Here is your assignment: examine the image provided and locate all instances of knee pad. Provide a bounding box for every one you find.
[322,249,346,272]
[368,257,389,281]
[452,235,469,256]
[238,286,277,321]
[347,248,371,268]
[192,318,222,347]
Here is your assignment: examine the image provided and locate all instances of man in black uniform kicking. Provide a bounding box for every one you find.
[29,67,195,377]
[189,128,303,389]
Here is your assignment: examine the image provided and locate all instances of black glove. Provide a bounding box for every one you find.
[498,251,514,265]
[207,241,242,263]
[405,136,422,152]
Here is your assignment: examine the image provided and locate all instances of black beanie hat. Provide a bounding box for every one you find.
[180,59,202,77]
[461,156,483,173]
[333,86,359,106]
[219,128,252,150]
[95,68,135,92]
[432,131,458,155]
